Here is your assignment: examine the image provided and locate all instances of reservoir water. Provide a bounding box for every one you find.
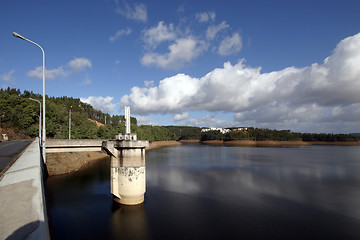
[46,144,360,239]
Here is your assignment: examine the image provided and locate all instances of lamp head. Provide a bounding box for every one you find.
[13,32,25,40]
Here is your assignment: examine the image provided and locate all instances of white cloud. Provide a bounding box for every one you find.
[120,73,201,113]
[144,80,154,87]
[68,58,92,72]
[116,2,147,22]
[196,11,216,23]
[28,57,92,80]
[206,21,229,40]
[109,27,132,42]
[140,17,238,69]
[186,114,234,128]
[28,66,67,80]
[143,21,176,49]
[80,96,116,113]
[141,38,208,69]
[218,33,242,55]
[136,116,152,125]
[174,112,189,121]
[121,33,360,132]
[1,69,15,82]
[142,21,209,69]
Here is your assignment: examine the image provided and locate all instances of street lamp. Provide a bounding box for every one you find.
[69,106,72,139]
[13,32,46,164]
[29,98,41,144]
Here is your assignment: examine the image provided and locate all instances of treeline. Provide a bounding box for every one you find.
[1,88,358,142]
[164,126,202,140]
[0,88,134,139]
[0,88,190,141]
[200,128,359,142]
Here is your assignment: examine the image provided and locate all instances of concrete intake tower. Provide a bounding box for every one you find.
[102,106,149,205]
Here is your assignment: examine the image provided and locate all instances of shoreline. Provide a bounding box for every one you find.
[146,140,182,150]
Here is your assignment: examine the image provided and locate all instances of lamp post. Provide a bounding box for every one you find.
[29,98,41,144]
[13,32,46,164]
[69,106,72,139]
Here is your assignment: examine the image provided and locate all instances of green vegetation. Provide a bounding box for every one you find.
[1,88,358,142]
[0,88,129,139]
[201,128,359,142]
[164,126,201,140]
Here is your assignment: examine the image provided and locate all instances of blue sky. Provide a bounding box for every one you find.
[1,0,359,133]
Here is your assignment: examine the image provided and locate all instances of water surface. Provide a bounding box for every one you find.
[46,144,360,239]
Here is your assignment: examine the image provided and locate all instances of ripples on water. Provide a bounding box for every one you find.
[46,145,360,239]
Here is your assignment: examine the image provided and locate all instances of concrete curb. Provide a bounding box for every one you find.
[0,139,50,240]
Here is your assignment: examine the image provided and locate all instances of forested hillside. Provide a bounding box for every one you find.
[201,128,359,142]
[0,88,186,141]
[0,88,131,139]
[1,88,358,142]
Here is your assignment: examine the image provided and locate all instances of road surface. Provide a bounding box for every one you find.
[0,140,32,175]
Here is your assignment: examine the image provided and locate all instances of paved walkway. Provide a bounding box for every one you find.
[0,139,50,240]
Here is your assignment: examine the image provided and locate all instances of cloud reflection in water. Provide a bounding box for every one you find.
[146,145,360,219]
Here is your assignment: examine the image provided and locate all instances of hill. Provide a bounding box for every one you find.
[0,88,132,140]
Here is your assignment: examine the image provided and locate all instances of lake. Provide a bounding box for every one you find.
[46,144,360,239]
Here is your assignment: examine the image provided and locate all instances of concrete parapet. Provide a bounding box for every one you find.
[47,139,104,147]
[0,138,50,240]
[46,139,104,153]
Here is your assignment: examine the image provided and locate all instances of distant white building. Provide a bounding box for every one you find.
[201,127,248,134]
[201,128,230,134]
[235,127,248,131]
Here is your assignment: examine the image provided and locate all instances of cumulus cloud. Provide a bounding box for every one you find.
[218,33,242,55]
[141,16,242,69]
[28,66,67,80]
[122,33,360,132]
[143,21,176,49]
[206,21,229,40]
[142,21,210,69]
[28,57,92,80]
[174,112,189,121]
[80,96,116,113]
[68,58,92,72]
[121,73,200,112]
[141,38,208,69]
[196,11,216,23]
[1,69,15,82]
[109,27,132,42]
[185,113,235,128]
[115,2,147,22]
